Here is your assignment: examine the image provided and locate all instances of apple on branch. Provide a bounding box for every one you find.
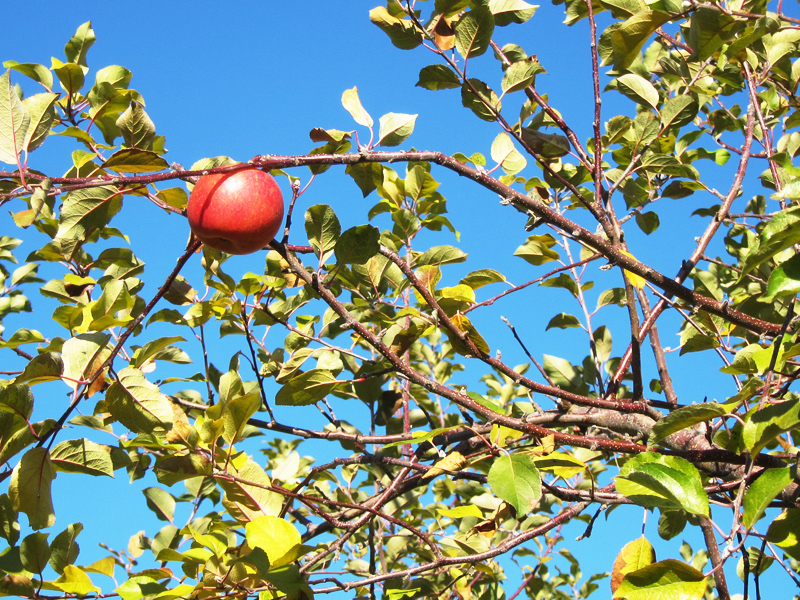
[187,166,284,255]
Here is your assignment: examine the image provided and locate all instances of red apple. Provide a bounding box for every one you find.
[187,167,284,255]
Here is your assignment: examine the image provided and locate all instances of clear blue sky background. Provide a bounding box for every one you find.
[3,0,799,597]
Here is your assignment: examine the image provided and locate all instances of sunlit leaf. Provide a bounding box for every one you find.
[0,70,30,165]
[341,87,373,128]
[378,113,417,147]
[9,447,56,530]
[613,559,706,599]
[487,452,542,515]
[611,537,656,593]
[455,6,495,58]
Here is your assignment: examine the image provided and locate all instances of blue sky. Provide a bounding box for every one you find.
[3,0,800,596]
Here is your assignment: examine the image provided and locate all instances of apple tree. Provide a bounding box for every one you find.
[1,1,800,599]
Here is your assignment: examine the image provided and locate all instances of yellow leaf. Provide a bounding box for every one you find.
[611,537,656,593]
[491,425,524,448]
[342,87,373,128]
[423,451,468,479]
[450,313,490,356]
[56,565,100,596]
[246,515,313,567]
[619,249,646,289]
[438,505,483,519]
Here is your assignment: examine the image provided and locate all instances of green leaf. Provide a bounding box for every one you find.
[599,10,671,71]
[369,7,423,50]
[246,516,310,568]
[216,455,282,521]
[95,64,132,88]
[514,234,560,265]
[487,452,542,515]
[416,65,461,90]
[543,354,582,388]
[9,447,56,530]
[772,177,800,201]
[3,61,53,90]
[378,113,417,146]
[688,8,736,61]
[635,211,660,234]
[392,208,421,240]
[765,254,800,301]
[346,162,384,197]
[531,451,588,479]
[540,272,579,296]
[133,336,187,369]
[142,487,176,522]
[64,21,95,66]
[305,204,341,262]
[465,390,504,414]
[737,546,775,580]
[116,102,156,150]
[461,79,501,121]
[0,494,19,546]
[491,132,527,175]
[341,87,373,128]
[658,510,687,541]
[14,352,63,386]
[594,325,612,362]
[455,6,495,58]
[616,453,709,517]
[382,424,464,449]
[639,153,698,179]
[660,95,698,131]
[22,92,58,153]
[56,186,123,260]
[501,58,544,94]
[743,467,793,529]
[612,537,656,593]
[81,278,137,333]
[598,287,627,307]
[275,370,344,406]
[546,313,582,330]
[436,0,470,17]
[62,332,111,391]
[0,393,50,467]
[614,73,659,109]
[648,403,728,447]
[0,70,31,165]
[263,564,308,595]
[766,509,800,559]
[20,532,50,574]
[627,111,660,148]
[115,575,165,600]
[739,206,800,280]
[613,559,707,600]
[742,397,800,455]
[489,0,538,26]
[102,148,169,173]
[223,392,261,445]
[415,245,468,267]
[459,268,506,289]
[50,438,114,477]
[52,58,84,96]
[335,225,380,265]
[520,128,570,158]
[48,523,82,575]
[105,367,174,434]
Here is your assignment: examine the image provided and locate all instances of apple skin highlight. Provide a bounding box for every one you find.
[187,167,284,255]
